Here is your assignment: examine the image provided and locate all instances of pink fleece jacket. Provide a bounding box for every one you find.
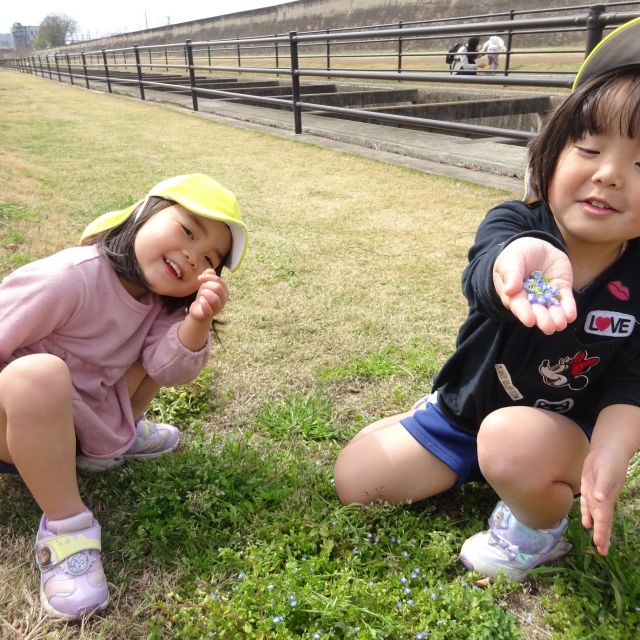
[0,246,210,458]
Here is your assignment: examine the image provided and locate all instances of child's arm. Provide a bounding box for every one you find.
[178,269,229,351]
[493,236,577,334]
[580,404,640,555]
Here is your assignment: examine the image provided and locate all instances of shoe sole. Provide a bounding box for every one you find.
[459,539,572,581]
[41,593,109,620]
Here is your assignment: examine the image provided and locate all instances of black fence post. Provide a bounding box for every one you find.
[29,56,36,76]
[275,34,280,72]
[326,29,331,71]
[186,39,199,111]
[38,56,45,78]
[102,49,112,93]
[148,48,153,71]
[504,10,515,76]
[66,53,74,85]
[207,45,211,73]
[54,54,62,82]
[585,4,606,56]
[397,21,404,73]
[236,37,242,67]
[165,47,169,71]
[133,45,145,100]
[289,31,302,134]
[81,51,90,89]
[46,55,53,79]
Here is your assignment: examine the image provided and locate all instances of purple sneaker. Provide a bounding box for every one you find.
[35,511,109,619]
[76,418,181,473]
[459,501,572,581]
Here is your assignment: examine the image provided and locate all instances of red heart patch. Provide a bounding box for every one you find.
[595,316,611,331]
[608,281,630,301]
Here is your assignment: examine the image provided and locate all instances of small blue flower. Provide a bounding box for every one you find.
[289,594,298,607]
[237,571,245,580]
[273,615,284,624]
[396,601,403,610]
[415,632,429,639]
[404,587,412,595]
[312,633,321,640]
[402,550,410,557]
[369,580,377,587]
[400,576,408,584]
[266,584,275,591]
[407,598,414,606]
[209,592,218,600]
[366,532,373,539]
[430,592,438,601]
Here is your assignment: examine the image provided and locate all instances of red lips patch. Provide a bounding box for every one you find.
[608,281,630,301]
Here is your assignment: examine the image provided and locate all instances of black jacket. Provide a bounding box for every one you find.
[434,200,640,433]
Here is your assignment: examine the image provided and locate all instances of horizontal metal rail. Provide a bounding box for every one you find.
[3,6,640,143]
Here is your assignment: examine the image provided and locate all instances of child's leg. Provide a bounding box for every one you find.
[126,360,160,419]
[0,354,85,519]
[334,409,458,505]
[0,354,108,617]
[460,406,589,580]
[76,361,177,473]
[477,406,589,528]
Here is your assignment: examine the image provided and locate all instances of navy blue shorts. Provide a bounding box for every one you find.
[0,460,18,474]
[401,393,593,487]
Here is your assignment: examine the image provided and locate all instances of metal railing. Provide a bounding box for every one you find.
[3,5,640,142]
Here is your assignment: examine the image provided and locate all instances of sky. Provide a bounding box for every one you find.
[2,1,291,40]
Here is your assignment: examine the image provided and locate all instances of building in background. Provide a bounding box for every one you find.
[0,33,14,49]
[11,23,39,50]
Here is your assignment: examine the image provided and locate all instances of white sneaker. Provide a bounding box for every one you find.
[76,418,181,473]
[459,501,572,580]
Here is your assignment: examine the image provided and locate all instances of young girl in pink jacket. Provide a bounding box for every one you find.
[0,173,248,619]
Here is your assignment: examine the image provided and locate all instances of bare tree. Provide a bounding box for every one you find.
[35,13,77,48]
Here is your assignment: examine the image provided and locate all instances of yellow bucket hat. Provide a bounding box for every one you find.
[81,174,248,271]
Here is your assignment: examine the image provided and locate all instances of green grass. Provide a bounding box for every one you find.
[0,70,639,639]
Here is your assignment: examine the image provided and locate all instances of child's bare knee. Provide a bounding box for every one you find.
[1,354,71,404]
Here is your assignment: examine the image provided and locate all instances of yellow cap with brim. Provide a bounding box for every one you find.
[572,17,640,90]
[523,17,640,202]
[81,173,248,271]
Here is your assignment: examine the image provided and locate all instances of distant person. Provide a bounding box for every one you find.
[0,173,248,619]
[481,35,507,71]
[449,36,480,75]
[335,18,640,582]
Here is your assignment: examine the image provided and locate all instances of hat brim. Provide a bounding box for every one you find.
[573,17,640,89]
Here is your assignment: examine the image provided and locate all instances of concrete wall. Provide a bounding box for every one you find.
[58,0,600,53]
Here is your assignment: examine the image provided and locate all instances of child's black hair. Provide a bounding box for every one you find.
[528,67,640,203]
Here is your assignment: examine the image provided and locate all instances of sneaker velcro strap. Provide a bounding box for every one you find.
[35,528,101,568]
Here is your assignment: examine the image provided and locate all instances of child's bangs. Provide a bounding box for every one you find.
[575,72,640,139]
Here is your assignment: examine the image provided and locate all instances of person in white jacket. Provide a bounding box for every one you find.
[481,35,507,70]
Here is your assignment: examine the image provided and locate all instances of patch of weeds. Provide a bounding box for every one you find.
[146,366,215,432]
[254,392,343,441]
[0,202,32,223]
[319,339,441,387]
[147,502,523,639]
[531,508,640,638]
[3,251,35,269]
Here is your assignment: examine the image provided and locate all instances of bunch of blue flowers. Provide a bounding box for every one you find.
[523,270,560,307]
